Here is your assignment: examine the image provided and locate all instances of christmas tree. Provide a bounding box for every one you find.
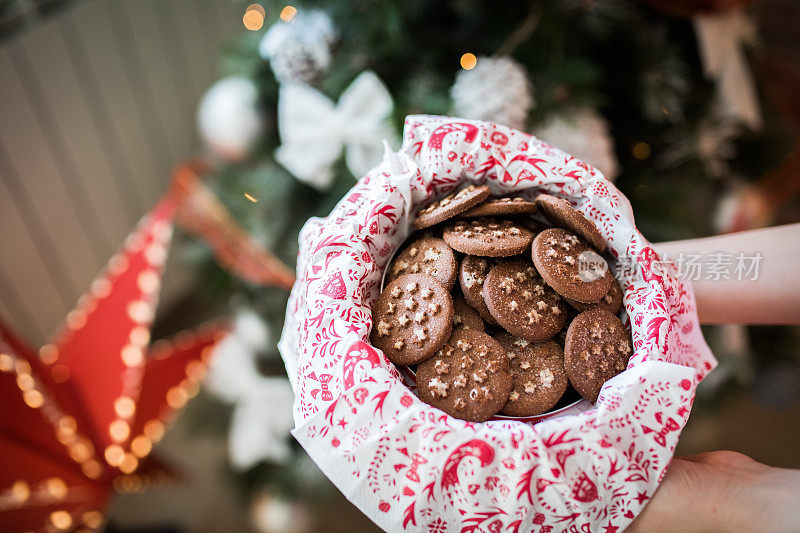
[184,0,800,526]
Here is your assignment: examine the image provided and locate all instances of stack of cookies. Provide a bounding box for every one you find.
[370,184,633,422]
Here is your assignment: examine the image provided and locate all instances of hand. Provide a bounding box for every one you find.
[655,223,800,324]
[627,451,800,532]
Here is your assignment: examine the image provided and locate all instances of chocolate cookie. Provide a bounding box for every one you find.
[413,184,491,230]
[496,333,568,417]
[565,277,623,314]
[453,293,485,332]
[443,218,533,257]
[482,260,567,342]
[535,194,606,251]
[518,217,546,235]
[532,228,613,304]
[416,329,511,422]
[564,309,632,402]
[370,274,454,365]
[460,196,537,218]
[386,236,457,290]
[458,256,497,325]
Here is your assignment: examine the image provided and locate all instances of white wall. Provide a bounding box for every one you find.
[0,0,244,345]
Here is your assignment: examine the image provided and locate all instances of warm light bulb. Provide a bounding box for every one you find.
[50,510,73,530]
[243,8,264,31]
[114,396,136,418]
[131,435,153,457]
[109,420,131,442]
[460,53,477,70]
[632,141,651,160]
[280,5,297,22]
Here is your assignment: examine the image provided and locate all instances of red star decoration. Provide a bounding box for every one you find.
[346,323,361,334]
[602,522,619,533]
[635,491,650,505]
[0,198,228,531]
[337,418,349,429]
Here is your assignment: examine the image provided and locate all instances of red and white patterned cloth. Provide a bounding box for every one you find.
[278,115,716,532]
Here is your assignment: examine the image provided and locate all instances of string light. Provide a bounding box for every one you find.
[23,389,44,408]
[46,478,68,500]
[247,3,265,17]
[58,416,77,434]
[11,480,30,502]
[118,453,139,474]
[81,460,103,480]
[82,511,103,529]
[50,510,73,530]
[39,344,59,364]
[15,359,31,375]
[243,4,265,31]
[68,439,94,462]
[181,378,200,399]
[201,345,216,362]
[128,475,143,492]
[185,360,207,381]
[108,254,130,275]
[131,435,153,458]
[16,373,34,391]
[460,53,477,70]
[51,364,70,383]
[0,352,12,371]
[104,444,125,467]
[632,141,651,160]
[66,309,87,330]
[91,277,112,298]
[126,301,152,324]
[166,386,188,409]
[244,192,259,203]
[144,420,165,442]
[280,5,297,22]
[121,345,144,367]
[114,396,136,418]
[144,244,167,266]
[130,326,151,348]
[109,419,131,442]
[137,270,160,293]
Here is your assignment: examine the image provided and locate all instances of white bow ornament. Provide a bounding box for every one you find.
[275,71,397,191]
[206,311,295,470]
[694,9,762,131]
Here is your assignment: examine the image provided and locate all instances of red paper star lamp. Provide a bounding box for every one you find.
[0,198,228,532]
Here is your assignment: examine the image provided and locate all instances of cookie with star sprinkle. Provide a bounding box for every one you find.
[452,293,485,332]
[565,276,623,315]
[495,333,568,417]
[564,309,632,402]
[482,260,567,342]
[413,184,491,230]
[458,256,497,326]
[443,218,534,257]
[385,236,457,290]
[370,274,454,365]
[460,196,538,218]
[416,329,512,422]
[535,194,606,252]
[532,228,613,304]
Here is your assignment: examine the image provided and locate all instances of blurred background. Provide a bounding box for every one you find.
[0,0,799,531]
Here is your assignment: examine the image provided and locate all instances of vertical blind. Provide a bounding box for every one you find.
[0,0,244,345]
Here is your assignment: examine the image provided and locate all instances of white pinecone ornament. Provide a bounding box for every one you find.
[534,107,620,180]
[259,10,337,85]
[450,56,534,131]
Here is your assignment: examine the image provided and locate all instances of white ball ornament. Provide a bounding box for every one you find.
[197,76,263,162]
[451,56,535,131]
[251,492,313,533]
[534,107,620,180]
